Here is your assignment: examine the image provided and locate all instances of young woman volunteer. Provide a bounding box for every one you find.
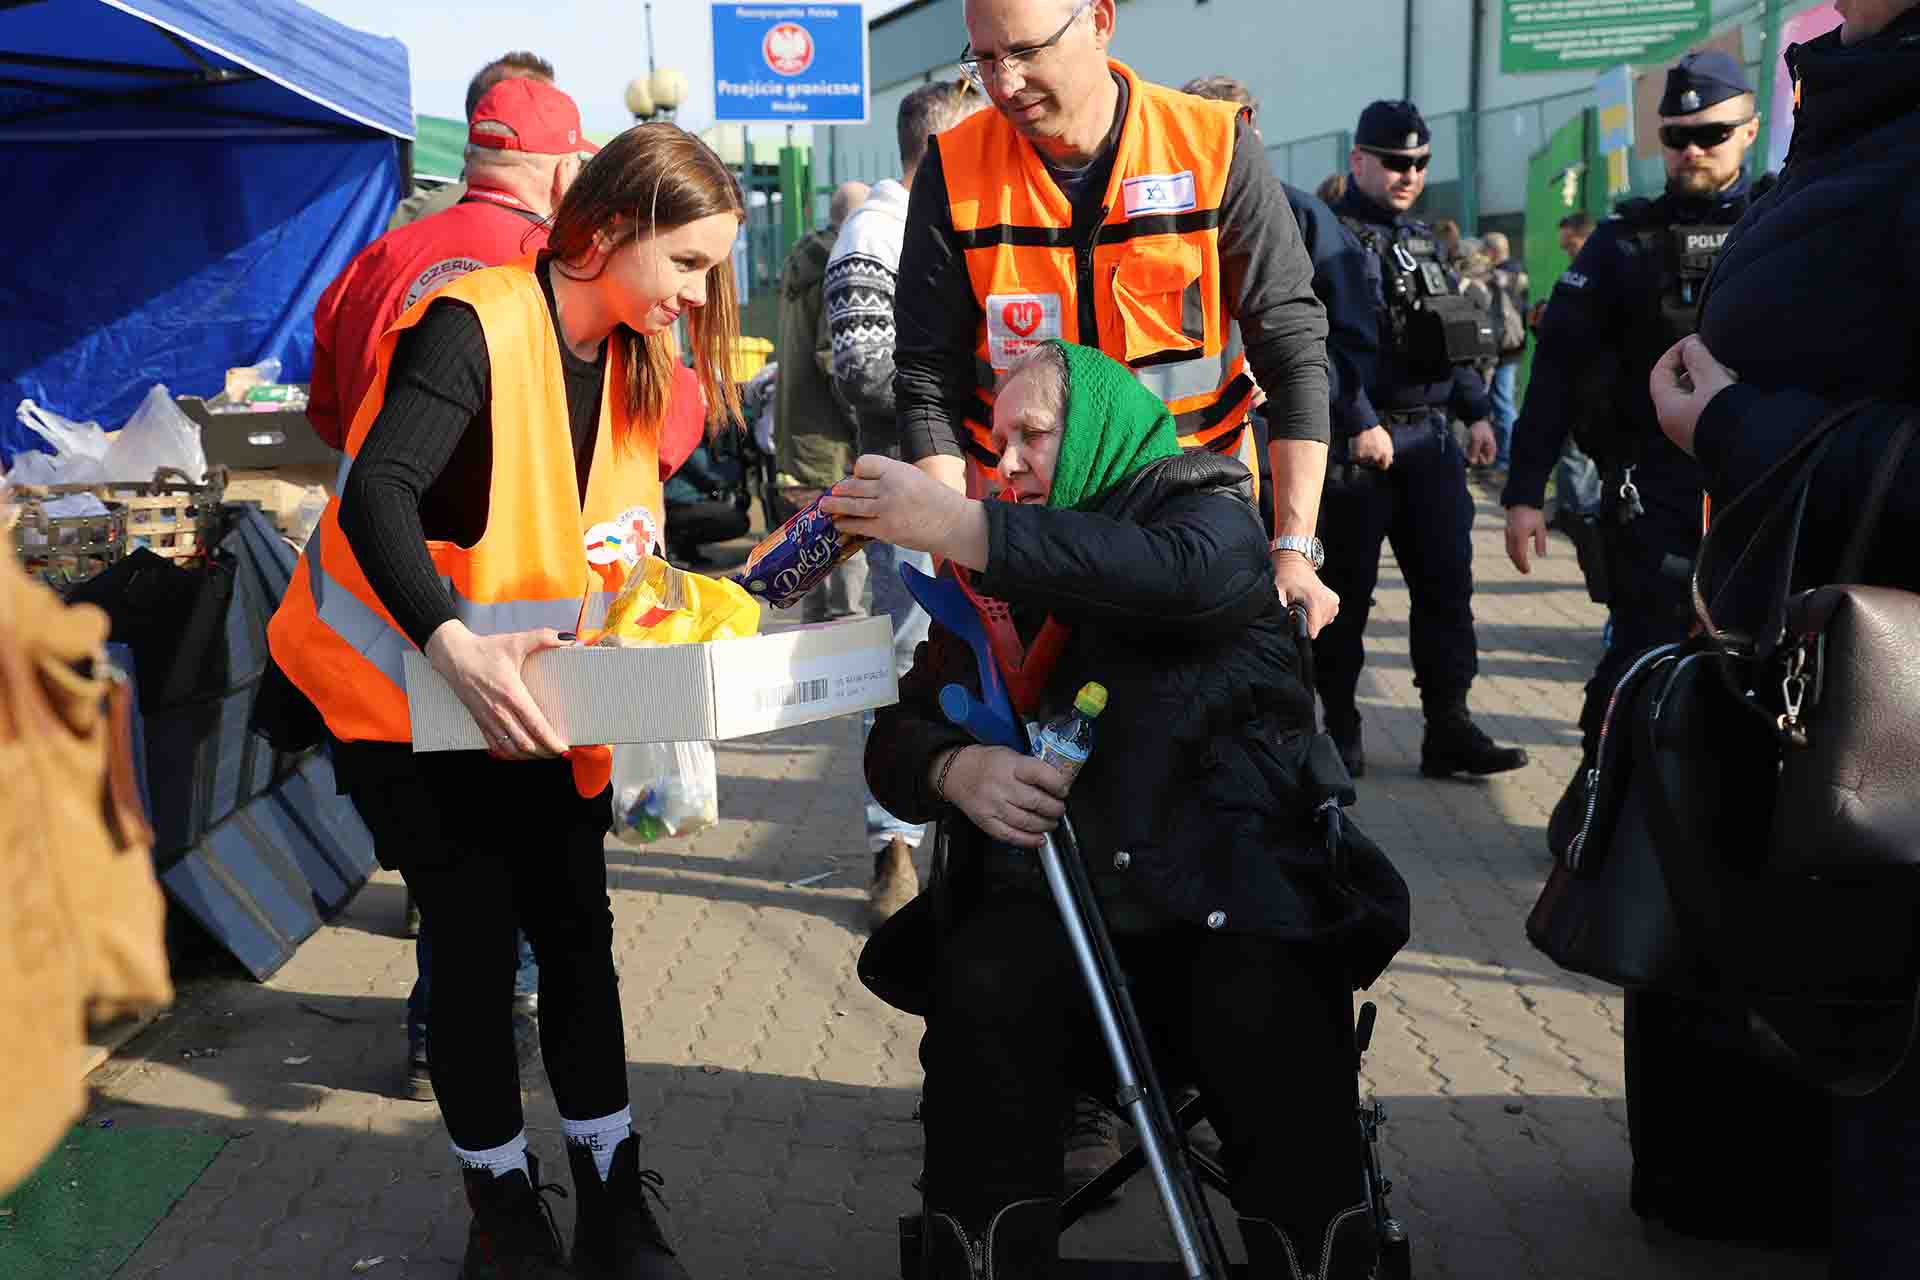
[268,124,743,1280]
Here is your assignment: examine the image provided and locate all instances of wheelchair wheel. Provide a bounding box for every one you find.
[899,1212,924,1280]
[1375,1220,1412,1280]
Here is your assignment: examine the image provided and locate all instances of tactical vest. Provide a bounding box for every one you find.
[1338,215,1497,384]
[1618,197,1737,347]
[936,60,1256,491]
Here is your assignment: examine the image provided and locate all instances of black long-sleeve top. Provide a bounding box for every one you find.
[338,258,604,651]
[891,93,1330,463]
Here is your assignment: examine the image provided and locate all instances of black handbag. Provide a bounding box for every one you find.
[1529,398,1920,1092]
[1526,642,1716,994]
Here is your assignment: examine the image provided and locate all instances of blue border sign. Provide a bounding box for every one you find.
[712,4,869,125]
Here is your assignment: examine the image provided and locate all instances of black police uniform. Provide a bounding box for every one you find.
[1503,174,1767,759]
[1252,184,1381,529]
[1311,105,1525,779]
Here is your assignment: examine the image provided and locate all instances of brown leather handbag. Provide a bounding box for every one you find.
[1688,402,1920,880]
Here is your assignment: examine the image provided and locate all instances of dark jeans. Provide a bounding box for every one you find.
[1577,500,1699,759]
[920,892,1360,1243]
[407,920,539,1040]
[1314,418,1479,723]
[350,755,626,1150]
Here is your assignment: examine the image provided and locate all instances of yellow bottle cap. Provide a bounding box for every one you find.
[1074,682,1108,717]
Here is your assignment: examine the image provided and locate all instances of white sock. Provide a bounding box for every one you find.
[563,1106,632,1183]
[452,1131,530,1181]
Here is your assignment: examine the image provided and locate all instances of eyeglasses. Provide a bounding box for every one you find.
[958,0,1093,92]
[1658,118,1754,151]
[1359,146,1431,174]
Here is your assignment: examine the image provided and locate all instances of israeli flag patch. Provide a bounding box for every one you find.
[1122,171,1198,219]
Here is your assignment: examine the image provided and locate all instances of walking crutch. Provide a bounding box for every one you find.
[902,564,1235,1280]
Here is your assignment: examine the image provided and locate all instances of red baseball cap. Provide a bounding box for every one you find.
[469,78,598,156]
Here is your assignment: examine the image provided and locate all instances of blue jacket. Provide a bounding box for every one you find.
[1332,185,1492,428]
[1282,184,1379,442]
[1693,10,1920,589]
[1503,175,1764,518]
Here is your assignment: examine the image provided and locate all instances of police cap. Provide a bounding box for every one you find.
[1356,100,1430,151]
[1659,51,1752,118]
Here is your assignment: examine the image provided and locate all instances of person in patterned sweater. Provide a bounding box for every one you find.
[823,80,986,929]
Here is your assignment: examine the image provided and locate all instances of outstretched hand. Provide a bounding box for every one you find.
[819,454,990,569]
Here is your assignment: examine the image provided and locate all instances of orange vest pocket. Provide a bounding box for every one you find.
[1108,237,1204,363]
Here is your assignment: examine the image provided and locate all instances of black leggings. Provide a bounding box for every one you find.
[350,754,626,1151]
[920,892,1361,1241]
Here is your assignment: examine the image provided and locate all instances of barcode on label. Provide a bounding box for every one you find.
[752,678,830,712]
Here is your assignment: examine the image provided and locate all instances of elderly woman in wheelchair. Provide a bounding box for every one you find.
[824,341,1411,1280]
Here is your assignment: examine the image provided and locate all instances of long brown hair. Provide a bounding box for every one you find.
[547,123,745,455]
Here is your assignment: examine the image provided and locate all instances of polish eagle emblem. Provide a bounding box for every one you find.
[764,22,814,76]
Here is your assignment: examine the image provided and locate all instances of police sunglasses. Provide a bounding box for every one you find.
[1658,118,1754,151]
[1358,146,1431,173]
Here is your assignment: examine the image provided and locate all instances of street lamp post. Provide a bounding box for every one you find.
[625,69,686,124]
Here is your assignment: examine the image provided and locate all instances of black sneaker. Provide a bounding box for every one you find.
[459,1156,571,1280]
[404,1026,434,1102]
[1420,710,1528,778]
[569,1136,691,1280]
[1063,1092,1122,1204]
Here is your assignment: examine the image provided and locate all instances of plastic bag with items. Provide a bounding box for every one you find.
[610,740,719,844]
[590,554,757,844]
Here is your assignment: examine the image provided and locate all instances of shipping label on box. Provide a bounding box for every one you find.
[404,616,897,752]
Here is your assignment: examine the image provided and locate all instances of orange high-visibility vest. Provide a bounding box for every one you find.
[938,60,1259,487]
[268,257,664,797]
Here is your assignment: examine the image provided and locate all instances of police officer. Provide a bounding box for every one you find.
[1502,51,1766,824]
[1315,100,1527,780]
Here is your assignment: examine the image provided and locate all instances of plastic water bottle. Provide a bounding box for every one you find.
[1034,682,1108,789]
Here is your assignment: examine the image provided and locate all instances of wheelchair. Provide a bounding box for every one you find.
[894,997,1412,1278]
[883,578,1410,1278]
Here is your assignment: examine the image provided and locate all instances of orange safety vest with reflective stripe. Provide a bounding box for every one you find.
[268,257,664,798]
[939,60,1259,488]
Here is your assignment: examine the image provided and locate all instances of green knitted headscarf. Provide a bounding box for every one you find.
[1033,340,1183,512]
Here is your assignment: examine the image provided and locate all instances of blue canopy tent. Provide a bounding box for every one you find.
[0,0,411,462]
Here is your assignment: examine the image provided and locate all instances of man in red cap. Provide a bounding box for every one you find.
[308,76,598,450]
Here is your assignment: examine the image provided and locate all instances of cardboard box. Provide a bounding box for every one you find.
[224,467,333,536]
[404,616,897,752]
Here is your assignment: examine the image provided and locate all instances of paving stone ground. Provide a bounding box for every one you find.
[88,486,1827,1279]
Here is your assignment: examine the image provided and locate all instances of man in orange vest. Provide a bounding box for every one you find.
[890,0,1339,633]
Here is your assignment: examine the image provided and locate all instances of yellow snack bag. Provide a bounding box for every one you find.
[587,554,762,646]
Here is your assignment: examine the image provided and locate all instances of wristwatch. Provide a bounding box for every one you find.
[1269,534,1325,570]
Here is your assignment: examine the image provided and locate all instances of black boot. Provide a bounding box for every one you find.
[924,1197,1057,1279]
[1323,709,1364,779]
[1420,704,1527,778]
[459,1156,571,1280]
[1240,1206,1376,1280]
[568,1136,692,1280]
